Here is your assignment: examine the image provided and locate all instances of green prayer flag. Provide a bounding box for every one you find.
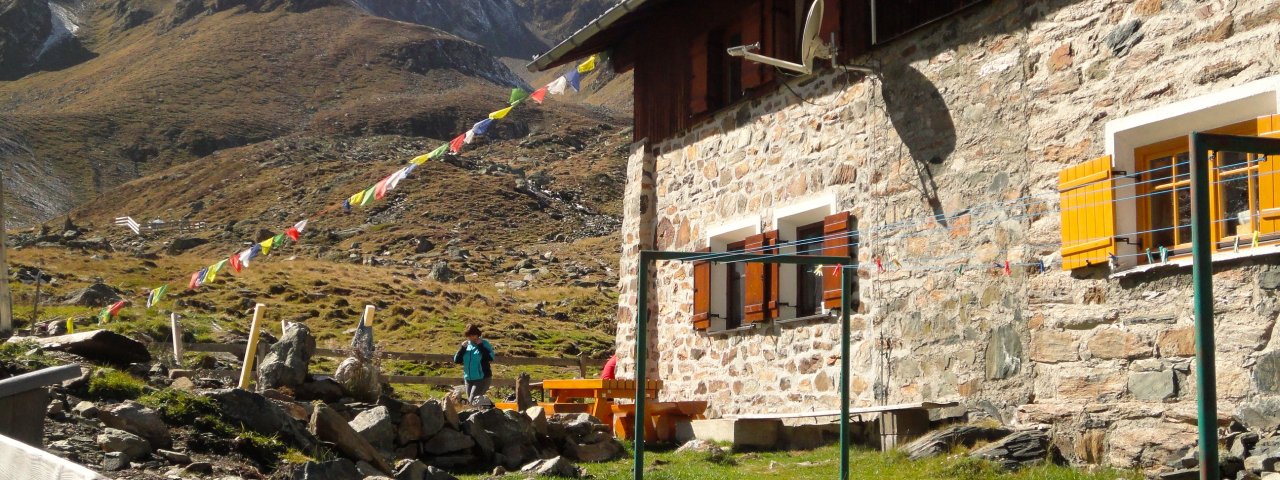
[509,88,529,105]
[359,185,376,206]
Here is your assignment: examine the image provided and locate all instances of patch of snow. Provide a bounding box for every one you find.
[35,2,80,61]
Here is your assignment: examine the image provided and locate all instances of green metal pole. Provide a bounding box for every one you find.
[1189,133,1219,480]
[634,251,649,480]
[839,265,851,480]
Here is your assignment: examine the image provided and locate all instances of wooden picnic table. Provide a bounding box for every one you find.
[541,379,662,429]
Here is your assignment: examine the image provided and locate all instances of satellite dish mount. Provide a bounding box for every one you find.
[726,0,874,76]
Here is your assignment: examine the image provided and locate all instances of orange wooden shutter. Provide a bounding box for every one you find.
[740,1,767,89]
[822,211,853,309]
[692,247,711,330]
[764,230,781,319]
[743,233,767,323]
[1257,115,1280,235]
[1058,155,1117,270]
[689,32,710,115]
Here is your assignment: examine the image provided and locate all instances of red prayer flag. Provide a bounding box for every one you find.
[188,271,200,290]
[107,300,128,317]
[449,134,466,153]
[285,227,301,242]
[530,86,548,104]
[229,253,243,273]
[374,176,391,200]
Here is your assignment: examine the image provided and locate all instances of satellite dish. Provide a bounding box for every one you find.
[727,0,834,75]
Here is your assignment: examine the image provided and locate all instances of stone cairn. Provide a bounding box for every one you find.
[333,314,382,403]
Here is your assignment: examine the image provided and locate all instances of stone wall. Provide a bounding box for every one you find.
[611,0,1280,472]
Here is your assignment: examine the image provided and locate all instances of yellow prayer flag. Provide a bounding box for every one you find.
[577,55,597,74]
[411,154,430,165]
[349,190,366,206]
[489,106,513,120]
[260,237,276,256]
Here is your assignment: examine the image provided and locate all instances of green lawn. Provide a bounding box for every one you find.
[463,444,1141,480]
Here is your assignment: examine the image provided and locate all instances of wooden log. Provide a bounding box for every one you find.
[238,304,266,390]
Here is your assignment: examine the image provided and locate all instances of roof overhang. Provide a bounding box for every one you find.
[526,0,668,72]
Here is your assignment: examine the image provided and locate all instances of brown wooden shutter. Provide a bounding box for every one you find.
[822,211,853,309]
[740,1,767,89]
[689,32,710,115]
[819,0,842,47]
[692,247,711,330]
[764,230,781,319]
[743,233,768,323]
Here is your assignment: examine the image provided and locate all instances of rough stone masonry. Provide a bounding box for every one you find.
[611,0,1280,473]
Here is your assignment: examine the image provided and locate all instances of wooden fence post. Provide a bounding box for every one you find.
[577,354,588,379]
[170,314,183,364]
[238,304,266,390]
[362,305,375,326]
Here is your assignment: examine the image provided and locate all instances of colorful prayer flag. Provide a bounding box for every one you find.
[240,244,261,269]
[286,219,307,241]
[411,154,430,165]
[230,251,243,273]
[488,106,513,120]
[449,134,466,153]
[359,185,376,206]
[529,86,548,104]
[260,236,276,256]
[374,176,392,200]
[428,143,449,159]
[100,300,128,323]
[565,69,582,92]
[66,318,74,334]
[577,55,597,73]
[463,128,476,145]
[472,119,493,135]
[546,76,568,95]
[386,167,410,191]
[343,199,352,213]
[146,285,168,309]
[509,88,529,105]
[189,269,205,289]
[204,260,227,284]
[349,189,366,207]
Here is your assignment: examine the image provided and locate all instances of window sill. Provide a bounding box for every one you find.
[1111,243,1280,279]
[775,312,836,326]
[705,324,760,336]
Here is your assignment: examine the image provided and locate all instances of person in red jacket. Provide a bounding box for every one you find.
[601,353,617,380]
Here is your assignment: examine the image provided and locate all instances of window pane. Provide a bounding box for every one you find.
[726,257,744,329]
[1147,156,1175,250]
[795,223,824,317]
[1176,187,1192,245]
[1218,151,1253,239]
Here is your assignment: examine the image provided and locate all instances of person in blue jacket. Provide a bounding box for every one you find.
[453,324,494,403]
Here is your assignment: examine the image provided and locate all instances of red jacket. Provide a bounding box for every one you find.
[601,355,618,380]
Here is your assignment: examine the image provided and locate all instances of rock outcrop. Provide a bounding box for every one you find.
[259,322,316,390]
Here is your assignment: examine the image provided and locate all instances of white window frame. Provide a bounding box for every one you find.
[1105,75,1280,271]
[706,217,761,331]
[771,195,837,320]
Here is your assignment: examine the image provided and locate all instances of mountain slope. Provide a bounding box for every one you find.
[0,0,528,226]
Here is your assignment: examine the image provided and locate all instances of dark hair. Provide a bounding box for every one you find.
[464,324,482,337]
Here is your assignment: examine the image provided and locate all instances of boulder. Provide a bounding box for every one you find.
[166,237,209,255]
[73,401,99,418]
[423,428,475,455]
[308,402,393,475]
[350,406,396,453]
[442,396,461,429]
[463,416,496,460]
[392,459,458,480]
[63,283,121,307]
[259,323,316,390]
[99,401,172,449]
[968,429,1055,470]
[566,436,624,462]
[291,459,362,480]
[7,330,150,364]
[903,424,1013,460]
[419,400,445,439]
[98,428,151,459]
[521,456,581,477]
[296,377,345,402]
[155,448,191,464]
[102,451,130,471]
[210,388,318,452]
[397,412,423,445]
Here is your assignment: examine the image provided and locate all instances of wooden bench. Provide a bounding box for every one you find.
[612,400,708,442]
[727,401,958,450]
[542,379,662,429]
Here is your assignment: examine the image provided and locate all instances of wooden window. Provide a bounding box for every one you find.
[1133,117,1280,260]
[725,240,746,329]
[821,212,857,310]
[692,247,711,330]
[1058,115,1280,270]
[794,221,826,316]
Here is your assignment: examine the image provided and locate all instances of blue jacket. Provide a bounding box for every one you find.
[454,339,493,381]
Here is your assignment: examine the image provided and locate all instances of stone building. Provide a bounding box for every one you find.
[529,0,1280,472]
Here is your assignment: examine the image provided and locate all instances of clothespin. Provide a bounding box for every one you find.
[956,264,964,275]
[814,264,824,277]
[1234,235,1241,253]
[1254,230,1261,248]
[1158,246,1168,264]
[1003,260,1011,276]
[875,257,884,273]
[1037,260,1046,273]
[1145,248,1154,264]
[1108,253,1119,271]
